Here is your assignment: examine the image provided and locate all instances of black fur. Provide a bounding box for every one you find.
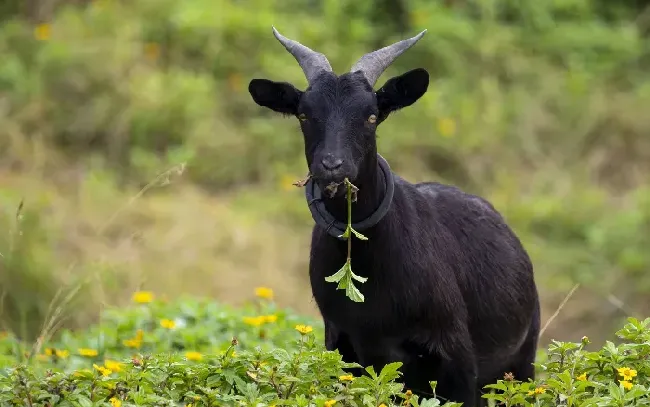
[249,68,540,407]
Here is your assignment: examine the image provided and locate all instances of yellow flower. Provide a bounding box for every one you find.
[620,380,633,390]
[104,359,123,372]
[44,348,54,356]
[436,117,456,138]
[255,287,274,300]
[379,404,387,407]
[228,72,243,92]
[295,324,313,335]
[132,291,154,304]
[243,316,266,326]
[34,23,51,41]
[576,372,587,381]
[160,319,176,329]
[93,363,112,377]
[110,398,122,407]
[324,400,337,407]
[78,348,98,357]
[123,338,141,348]
[527,387,546,396]
[339,374,354,382]
[617,367,637,381]
[123,329,144,348]
[55,349,70,359]
[144,43,160,61]
[264,314,278,323]
[186,351,203,361]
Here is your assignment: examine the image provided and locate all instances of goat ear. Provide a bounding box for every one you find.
[248,79,302,115]
[375,68,429,123]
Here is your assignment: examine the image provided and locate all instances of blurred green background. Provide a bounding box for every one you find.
[0,0,649,348]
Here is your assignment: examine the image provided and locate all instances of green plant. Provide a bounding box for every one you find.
[324,178,369,303]
[2,291,650,406]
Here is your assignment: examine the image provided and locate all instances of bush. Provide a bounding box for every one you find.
[1,289,650,406]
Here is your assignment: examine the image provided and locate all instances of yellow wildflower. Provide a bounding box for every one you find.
[34,24,51,41]
[55,349,70,359]
[160,319,176,329]
[379,404,387,407]
[527,386,546,396]
[324,400,337,407]
[44,348,54,356]
[436,117,456,138]
[123,338,141,348]
[264,314,278,323]
[186,351,203,361]
[228,72,243,92]
[110,397,122,407]
[295,324,313,335]
[93,363,112,377]
[132,291,154,304]
[144,43,160,61]
[123,329,144,348]
[339,374,354,382]
[617,367,637,381]
[620,380,633,390]
[78,348,98,357]
[104,359,123,372]
[255,287,274,300]
[576,372,587,381]
[243,316,266,326]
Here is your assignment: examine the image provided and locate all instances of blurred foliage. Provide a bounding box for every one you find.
[0,0,649,347]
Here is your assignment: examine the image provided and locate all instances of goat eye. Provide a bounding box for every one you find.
[367,114,377,124]
[298,113,307,122]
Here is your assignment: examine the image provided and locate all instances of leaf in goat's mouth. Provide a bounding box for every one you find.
[292,173,312,188]
[325,182,341,198]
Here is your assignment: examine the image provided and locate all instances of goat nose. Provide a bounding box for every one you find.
[321,155,343,170]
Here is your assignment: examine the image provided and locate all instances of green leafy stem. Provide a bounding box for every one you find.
[324,178,369,302]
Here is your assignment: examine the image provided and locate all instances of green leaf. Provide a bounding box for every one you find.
[325,262,348,283]
[350,271,368,283]
[351,228,368,241]
[346,281,365,302]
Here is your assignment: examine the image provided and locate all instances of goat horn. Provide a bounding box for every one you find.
[272,26,333,84]
[350,30,427,87]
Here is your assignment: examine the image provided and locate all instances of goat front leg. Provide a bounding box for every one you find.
[325,320,363,376]
[434,328,479,407]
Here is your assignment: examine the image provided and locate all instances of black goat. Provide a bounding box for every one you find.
[248,27,540,407]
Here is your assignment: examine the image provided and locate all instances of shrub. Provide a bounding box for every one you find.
[1,289,650,406]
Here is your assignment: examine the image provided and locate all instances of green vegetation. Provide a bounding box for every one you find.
[2,291,650,406]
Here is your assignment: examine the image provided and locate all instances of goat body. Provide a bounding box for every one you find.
[309,169,540,406]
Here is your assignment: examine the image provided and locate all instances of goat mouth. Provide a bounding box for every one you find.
[324,181,343,198]
[313,179,346,198]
